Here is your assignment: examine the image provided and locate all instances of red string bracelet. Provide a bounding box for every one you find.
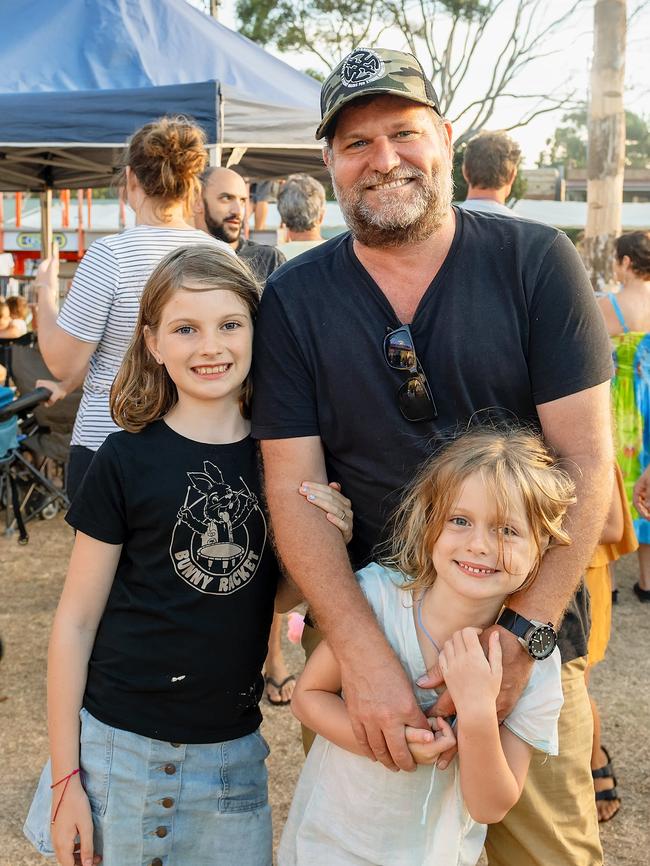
[50,768,80,823]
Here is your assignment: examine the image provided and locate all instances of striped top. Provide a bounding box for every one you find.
[57,225,231,450]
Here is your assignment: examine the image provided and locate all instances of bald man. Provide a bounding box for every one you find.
[194,167,285,281]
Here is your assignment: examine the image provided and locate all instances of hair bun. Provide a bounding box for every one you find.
[123,116,207,204]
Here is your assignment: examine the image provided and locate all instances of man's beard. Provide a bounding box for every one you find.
[203,203,241,245]
[332,160,453,248]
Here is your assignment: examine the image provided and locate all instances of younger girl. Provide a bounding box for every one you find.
[279,427,574,866]
[24,245,351,866]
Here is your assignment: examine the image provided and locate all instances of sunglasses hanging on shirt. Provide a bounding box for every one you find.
[383,324,437,422]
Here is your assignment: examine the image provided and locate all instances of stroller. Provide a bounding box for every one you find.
[0,385,70,543]
[0,334,79,543]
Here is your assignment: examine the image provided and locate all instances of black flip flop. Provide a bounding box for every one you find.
[592,745,621,823]
[264,674,296,706]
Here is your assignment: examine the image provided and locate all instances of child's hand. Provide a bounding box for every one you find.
[35,243,60,302]
[51,776,100,866]
[405,717,456,765]
[439,628,502,715]
[300,481,353,543]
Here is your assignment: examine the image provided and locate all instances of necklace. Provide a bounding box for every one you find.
[416,591,441,654]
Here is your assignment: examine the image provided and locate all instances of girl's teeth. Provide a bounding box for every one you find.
[195,365,228,374]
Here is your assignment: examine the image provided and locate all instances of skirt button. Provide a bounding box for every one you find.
[151,860,163,866]
[162,797,174,808]
[155,826,168,838]
[163,763,176,775]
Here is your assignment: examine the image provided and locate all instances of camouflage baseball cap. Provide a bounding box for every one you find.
[316,47,441,140]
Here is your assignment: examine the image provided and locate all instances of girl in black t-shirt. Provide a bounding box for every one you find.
[25,245,351,866]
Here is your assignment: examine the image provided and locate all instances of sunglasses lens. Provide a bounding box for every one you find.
[385,332,416,370]
[398,376,436,422]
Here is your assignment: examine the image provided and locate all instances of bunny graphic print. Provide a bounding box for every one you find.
[172,460,266,595]
[64,420,278,743]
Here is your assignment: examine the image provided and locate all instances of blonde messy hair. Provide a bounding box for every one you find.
[110,245,261,432]
[382,426,576,595]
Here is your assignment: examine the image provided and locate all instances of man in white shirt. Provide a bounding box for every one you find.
[458,130,521,216]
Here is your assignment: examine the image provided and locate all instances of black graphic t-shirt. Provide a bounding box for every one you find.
[252,210,613,662]
[67,421,278,743]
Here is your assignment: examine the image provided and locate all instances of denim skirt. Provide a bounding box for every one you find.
[24,708,272,866]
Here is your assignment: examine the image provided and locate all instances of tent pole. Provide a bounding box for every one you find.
[208,145,222,167]
[40,189,53,256]
[0,192,4,253]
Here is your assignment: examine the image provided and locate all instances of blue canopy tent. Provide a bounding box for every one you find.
[0,0,324,193]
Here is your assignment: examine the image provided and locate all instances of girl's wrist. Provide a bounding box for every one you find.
[457,702,499,729]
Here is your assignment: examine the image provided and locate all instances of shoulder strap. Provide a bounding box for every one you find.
[607,293,629,333]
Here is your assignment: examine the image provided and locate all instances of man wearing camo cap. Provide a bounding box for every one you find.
[253,47,610,866]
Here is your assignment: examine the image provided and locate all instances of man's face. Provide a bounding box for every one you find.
[202,171,248,246]
[324,95,454,247]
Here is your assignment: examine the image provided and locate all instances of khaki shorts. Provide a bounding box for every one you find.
[486,656,603,866]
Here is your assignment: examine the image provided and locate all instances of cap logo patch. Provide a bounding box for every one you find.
[341,49,385,89]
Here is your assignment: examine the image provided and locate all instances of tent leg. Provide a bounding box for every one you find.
[40,189,53,256]
[208,145,222,167]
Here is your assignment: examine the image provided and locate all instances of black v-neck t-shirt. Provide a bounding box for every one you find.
[251,208,613,660]
[67,421,278,743]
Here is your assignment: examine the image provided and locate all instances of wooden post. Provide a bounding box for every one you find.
[77,189,85,257]
[15,191,22,228]
[582,0,627,291]
[40,189,53,256]
[119,192,126,231]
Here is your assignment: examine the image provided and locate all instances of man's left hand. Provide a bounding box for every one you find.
[417,624,534,768]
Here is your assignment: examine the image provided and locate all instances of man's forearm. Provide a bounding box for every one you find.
[261,439,392,657]
[266,480,385,650]
[510,450,612,626]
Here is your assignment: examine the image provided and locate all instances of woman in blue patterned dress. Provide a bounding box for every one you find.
[597,231,650,601]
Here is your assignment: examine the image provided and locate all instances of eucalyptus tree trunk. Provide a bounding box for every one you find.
[583,0,627,291]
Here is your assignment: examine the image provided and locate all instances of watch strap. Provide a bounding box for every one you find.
[497,608,532,641]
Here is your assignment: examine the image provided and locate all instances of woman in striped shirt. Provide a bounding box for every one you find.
[34,116,231,498]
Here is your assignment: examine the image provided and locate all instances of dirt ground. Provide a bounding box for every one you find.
[1,513,649,866]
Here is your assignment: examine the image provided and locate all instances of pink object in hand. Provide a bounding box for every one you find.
[287,612,305,644]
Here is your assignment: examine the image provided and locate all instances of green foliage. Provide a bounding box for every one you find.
[237,1,498,72]
[452,146,468,200]
[235,0,585,144]
[539,110,650,170]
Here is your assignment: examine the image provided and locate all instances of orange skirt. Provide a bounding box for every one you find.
[586,464,637,665]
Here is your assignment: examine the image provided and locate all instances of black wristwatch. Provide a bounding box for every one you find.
[496,608,557,660]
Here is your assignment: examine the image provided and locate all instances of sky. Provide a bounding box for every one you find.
[188,0,649,168]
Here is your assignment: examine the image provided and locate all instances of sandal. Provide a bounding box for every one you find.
[264,674,296,706]
[592,746,621,823]
[633,582,650,603]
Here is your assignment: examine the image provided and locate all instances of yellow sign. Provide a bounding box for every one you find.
[16,232,67,250]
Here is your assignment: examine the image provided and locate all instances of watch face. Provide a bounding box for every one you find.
[529,625,556,660]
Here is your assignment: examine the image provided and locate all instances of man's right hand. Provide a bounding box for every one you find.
[634,466,650,519]
[340,648,429,771]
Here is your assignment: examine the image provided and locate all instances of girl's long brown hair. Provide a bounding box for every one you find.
[110,245,260,432]
[382,426,576,594]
